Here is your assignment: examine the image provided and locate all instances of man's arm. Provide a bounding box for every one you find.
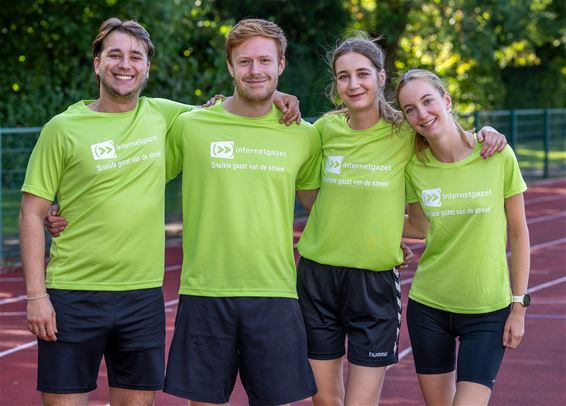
[19,192,58,341]
[296,189,319,213]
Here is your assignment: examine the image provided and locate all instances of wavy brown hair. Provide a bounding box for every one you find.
[327,33,403,126]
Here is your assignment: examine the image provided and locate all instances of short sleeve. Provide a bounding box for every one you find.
[165,113,189,181]
[21,119,66,201]
[501,146,527,198]
[405,163,419,204]
[296,125,322,190]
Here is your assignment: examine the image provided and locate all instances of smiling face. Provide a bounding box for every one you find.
[334,52,384,114]
[397,78,452,140]
[94,30,150,101]
[227,36,284,104]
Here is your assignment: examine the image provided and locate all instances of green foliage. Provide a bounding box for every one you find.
[0,0,564,127]
[348,0,566,111]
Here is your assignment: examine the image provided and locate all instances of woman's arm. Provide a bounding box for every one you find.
[403,202,429,240]
[502,192,530,349]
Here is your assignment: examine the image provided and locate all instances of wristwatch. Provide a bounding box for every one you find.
[512,294,531,307]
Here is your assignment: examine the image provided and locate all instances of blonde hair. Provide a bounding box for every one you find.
[225,18,287,66]
[395,69,472,162]
[327,33,403,126]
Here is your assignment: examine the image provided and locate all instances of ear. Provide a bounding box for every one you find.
[277,56,285,76]
[226,59,234,78]
[94,56,101,75]
[444,91,452,112]
[378,68,386,86]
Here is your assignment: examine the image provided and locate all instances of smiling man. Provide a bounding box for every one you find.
[19,18,193,406]
[163,19,320,406]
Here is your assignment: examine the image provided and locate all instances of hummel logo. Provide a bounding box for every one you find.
[210,141,234,159]
[326,156,343,174]
[422,188,442,207]
[90,140,117,160]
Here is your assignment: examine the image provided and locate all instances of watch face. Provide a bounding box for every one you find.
[523,294,531,307]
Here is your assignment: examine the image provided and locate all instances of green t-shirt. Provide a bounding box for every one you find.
[297,113,414,271]
[405,143,527,313]
[166,103,321,298]
[22,97,192,290]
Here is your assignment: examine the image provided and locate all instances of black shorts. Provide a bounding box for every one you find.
[164,295,316,406]
[407,298,510,389]
[297,257,401,367]
[38,288,165,394]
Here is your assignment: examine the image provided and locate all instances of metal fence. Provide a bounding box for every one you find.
[2,108,565,264]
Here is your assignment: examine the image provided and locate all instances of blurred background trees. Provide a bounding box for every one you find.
[1,0,564,126]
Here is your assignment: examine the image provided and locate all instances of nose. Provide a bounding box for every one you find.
[118,57,131,69]
[416,106,427,119]
[249,61,261,74]
[348,77,359,89]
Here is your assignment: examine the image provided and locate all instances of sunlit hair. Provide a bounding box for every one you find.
[327,33,403,126]
[92,18,154,85]
[225,18,287,66]
[395,69,472,163]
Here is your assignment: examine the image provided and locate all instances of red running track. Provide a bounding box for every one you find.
[1,178,565,405]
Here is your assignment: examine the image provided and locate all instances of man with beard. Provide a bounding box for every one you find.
[162,19,320,405]
[19,17,299,406]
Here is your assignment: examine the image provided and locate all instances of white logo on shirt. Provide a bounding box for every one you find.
[422,188,442,207]
[91,140,117,160]
[210,141,234,159]
[326,156,343,174]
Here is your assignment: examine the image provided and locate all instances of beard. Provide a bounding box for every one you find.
[98,71,148,100]
[234,74,277,105]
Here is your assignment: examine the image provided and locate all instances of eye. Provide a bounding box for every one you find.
[131,55,142,61]
[404,107,415,115]
[423,98,434,105]
[260,58,271,64]
[239,59,250,66]
[337,74,348,81]
[108,53,120,59]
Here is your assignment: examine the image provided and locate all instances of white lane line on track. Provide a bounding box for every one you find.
[0,277,25,282]
[2,276,566,358]
[527,276,566,294]
[0,298,183,359]
[526,314,566,319]
[0,295,26,305]
[386,346,413,370]
[165,264,181,273]
[0,340,37,358]
[527,212,566,225]
[529,237,566,252]
[525,195,566,205]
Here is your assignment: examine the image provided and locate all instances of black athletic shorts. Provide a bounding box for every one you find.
[38,288,165,394]
[164,295,317,406]
[297,257,401,367]
[407,298,509,389]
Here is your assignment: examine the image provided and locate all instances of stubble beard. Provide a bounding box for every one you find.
[235,76,277,106]
[99,72,148,101]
